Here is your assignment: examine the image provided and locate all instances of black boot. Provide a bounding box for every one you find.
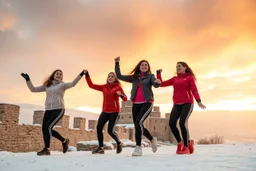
[62,139,69,153]
[37,148,50,156]
[116,142,123,154]
[92,147,104,154]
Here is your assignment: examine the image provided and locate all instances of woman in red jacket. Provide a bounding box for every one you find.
[157,62,206,155]
[84,70,127,154]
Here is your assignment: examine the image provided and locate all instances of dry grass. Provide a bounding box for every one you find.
[197,135,224,144]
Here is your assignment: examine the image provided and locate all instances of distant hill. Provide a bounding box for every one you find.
[16,103,99,129]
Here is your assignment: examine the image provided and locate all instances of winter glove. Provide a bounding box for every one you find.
[21,73,30,81]
[79,70,85,76]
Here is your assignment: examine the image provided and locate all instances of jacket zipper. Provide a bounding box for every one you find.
[114,100,117,108]
[186,91,190,99]
[58,96,61,105]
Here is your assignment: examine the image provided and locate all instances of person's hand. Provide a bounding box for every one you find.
[198,103,206,110]
[114,56,120,62]
[156,69,162,74]
[80,70,85,76]
[21,73,30,81]
[84,70,89,76]
[154,79,161,84]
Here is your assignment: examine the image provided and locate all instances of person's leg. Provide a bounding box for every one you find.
[107,112,121,144]
[178,103,194,154]
[50,109,66,143]
[42,109,65,148]
[96,112,109,147]
[38,109,65,155]
[179,103,194,147]
[169,105,182,143]
[108,112,123,154]
[134,102,153,146]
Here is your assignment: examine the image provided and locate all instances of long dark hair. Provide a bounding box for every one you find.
[129,60,151,80]
[108,72,122,86]
[177,62,196,81]
[43,69,62,87]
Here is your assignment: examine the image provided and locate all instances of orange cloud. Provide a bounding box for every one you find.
[0,13,16,31]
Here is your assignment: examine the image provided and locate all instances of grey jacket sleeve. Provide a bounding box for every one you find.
[150,74,160,88]
[63,75,82,90]
[26,81,45,92]
[115,62,132,83]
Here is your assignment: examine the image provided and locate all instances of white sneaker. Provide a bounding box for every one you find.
[132,146,142,156]
[151,137,157,153]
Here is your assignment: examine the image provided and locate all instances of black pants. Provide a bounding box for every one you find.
[169,103,194,147]
[97,112,121,147]
[132,103,153,146]
[42,109,65,148]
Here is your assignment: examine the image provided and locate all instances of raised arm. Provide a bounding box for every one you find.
[21,73,45,92]
[114,56,132,83]
[63,70,84,90]
[84,70,103,91]
[156,69,174,87]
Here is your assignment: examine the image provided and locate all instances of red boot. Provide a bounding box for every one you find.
[177,146,190,155]
[188,140,194,154]
[176,142,184,154]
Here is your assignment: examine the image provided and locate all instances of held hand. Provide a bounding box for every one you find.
[156,69,162,73]
[114,56,120,62]
[80,70,85,76]
[154,79,161,84]
[84,69,89,76]
[198,103,206,110]
[21,73,30,81]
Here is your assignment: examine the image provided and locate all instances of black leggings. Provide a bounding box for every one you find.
[97,112,121,147]
[169,103,194,147]
[42,109,65,148]
[132,103,153,146]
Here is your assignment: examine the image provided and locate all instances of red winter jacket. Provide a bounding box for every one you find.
[157,73,201,104]
[85,75,127,113]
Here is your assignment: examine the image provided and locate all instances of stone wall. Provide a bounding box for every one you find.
[0,103,132,152]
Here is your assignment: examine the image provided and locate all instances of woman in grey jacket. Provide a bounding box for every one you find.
[21,69,84,156]
[114,56,161,156]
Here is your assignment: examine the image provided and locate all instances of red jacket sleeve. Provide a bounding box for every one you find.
[85,75,104,91]
[119,87,128,101]
[157,73,174,87]
[189,76,201,101]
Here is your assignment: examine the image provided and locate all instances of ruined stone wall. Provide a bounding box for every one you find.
[0,104,132,152]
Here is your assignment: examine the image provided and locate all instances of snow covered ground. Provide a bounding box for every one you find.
[0,143,255,171]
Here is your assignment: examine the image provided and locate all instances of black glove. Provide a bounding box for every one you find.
[85,71,89,77]
[21,73,30,81]
[156,69,162,74]
[79,70,85,76]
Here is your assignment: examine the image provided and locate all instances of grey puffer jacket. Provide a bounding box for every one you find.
[115,62,160,101]
[26,75,82,110]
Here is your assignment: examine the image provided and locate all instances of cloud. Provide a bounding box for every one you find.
[0,0,256,111]
[0,13,16,31]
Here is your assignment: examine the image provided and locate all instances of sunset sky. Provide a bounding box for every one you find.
[1,0,256,114]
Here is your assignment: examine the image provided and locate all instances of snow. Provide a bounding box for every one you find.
[116,124,134,128]
[77,141,114,149]
[67,146,77,152]
[0,143,255,171]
